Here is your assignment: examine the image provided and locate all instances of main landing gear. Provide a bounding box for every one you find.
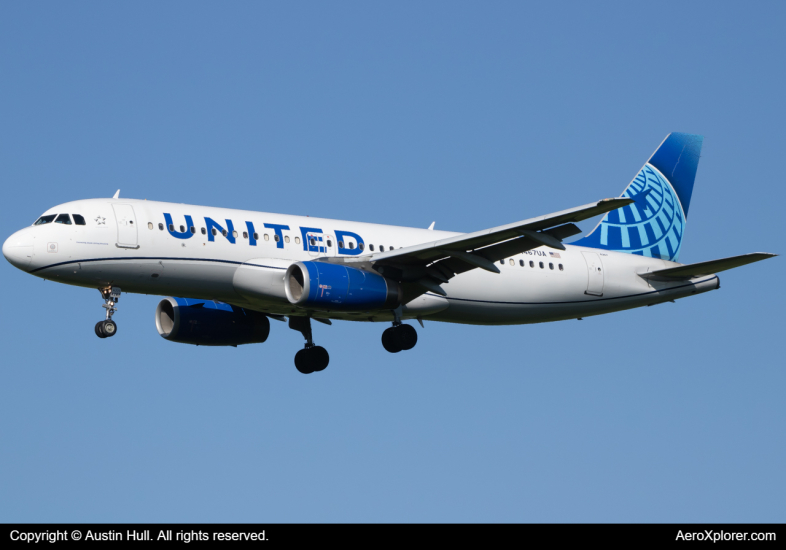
[382,324,418,353]
[95,286,121,339]
[381,309,418,353]
[289,316,329,374]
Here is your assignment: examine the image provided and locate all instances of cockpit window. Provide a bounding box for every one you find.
[55,214,72,225]
[72,214,86,225]
[34,214,57,225]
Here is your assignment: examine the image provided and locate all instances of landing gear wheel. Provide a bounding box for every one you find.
[397,324,417,350]
[294,346,330,374]
[95,321,107,339]
[311,346,330,372]
[382,324,418,353]
[382,327,402,353]
[295,348,315,374]
[101,320,118,337]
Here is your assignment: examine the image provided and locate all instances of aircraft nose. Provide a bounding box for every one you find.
[3,230,34,271]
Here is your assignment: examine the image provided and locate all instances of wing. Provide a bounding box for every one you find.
[331,198,633,296]
[638,253,777,281]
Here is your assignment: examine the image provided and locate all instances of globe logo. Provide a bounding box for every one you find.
[596,163,685,261]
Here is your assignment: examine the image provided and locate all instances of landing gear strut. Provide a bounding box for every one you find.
[95,286,121,338]
[289,316,329,374]
[381,308,418,353]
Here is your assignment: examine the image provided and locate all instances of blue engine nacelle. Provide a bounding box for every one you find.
[284,261,401,311]
[155,297,270,346]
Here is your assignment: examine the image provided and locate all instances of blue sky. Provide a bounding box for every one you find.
[0,1,783,522]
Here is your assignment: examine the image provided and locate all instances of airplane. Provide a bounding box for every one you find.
[2,133,776,374]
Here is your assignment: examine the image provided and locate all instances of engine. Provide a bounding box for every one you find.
[284,261,401,311]
[155,297,270,346]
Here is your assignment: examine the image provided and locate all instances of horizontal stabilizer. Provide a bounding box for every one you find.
[639,253,777,281]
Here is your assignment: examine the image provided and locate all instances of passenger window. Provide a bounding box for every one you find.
[148,222,153,230]
[559,264,564,271]
[284,236,290,243]
[55,214,72,225]
[33,214,57,225]
[233,231,238,238]
[243,231,248,239]
[73,214,86,225]
[253,233,259,240]
[190,226,196,234]
[539,262,544,269]
[530,261,534,268]
[338,241,344,248]
[159,223,164,231]
[201,227,206,235]
[369,244,375,251]
[212,228,217,236]
[274,234,280,242]
[359,243,365,251]
[295,236,301,244]
[168,224,174,231]
[264,234,269,241]
[380,245,385,252]
[509,259,514,266]
[222,230,227,237]
[180,225,185,233]
[500,259,505,265]
[549,263,554,270]
[519,260,524,267]
[349,242,354,249]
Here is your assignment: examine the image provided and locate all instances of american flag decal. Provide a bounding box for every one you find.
[549,252,561,258]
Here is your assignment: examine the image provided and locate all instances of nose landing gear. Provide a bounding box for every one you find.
[95,286,121,338]
[289,316,329,374]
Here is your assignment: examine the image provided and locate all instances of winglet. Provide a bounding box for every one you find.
[428,222,435,230]
[113,190,120,199]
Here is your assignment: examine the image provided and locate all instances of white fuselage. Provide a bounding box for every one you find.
[3,198,720,325]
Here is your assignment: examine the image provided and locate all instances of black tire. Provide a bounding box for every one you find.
[397,324,418,350]
[95,321,107,338]
[311,346,329,372]
[101,320,118,337]
[295,348,314,374]
[382,327,402,353]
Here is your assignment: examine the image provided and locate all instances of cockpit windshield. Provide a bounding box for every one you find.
[33,213,86,226]
[33,214,57,225]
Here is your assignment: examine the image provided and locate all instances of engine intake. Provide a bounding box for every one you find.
[156,297,270,346]
[285,261,400,311]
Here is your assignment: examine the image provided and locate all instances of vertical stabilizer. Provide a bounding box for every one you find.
[572,133,703,262]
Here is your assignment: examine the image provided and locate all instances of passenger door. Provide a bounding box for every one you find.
[112,204,139,248]
[581,251,604,296]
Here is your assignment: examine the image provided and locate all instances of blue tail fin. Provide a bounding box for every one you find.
[572,133,703,262]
